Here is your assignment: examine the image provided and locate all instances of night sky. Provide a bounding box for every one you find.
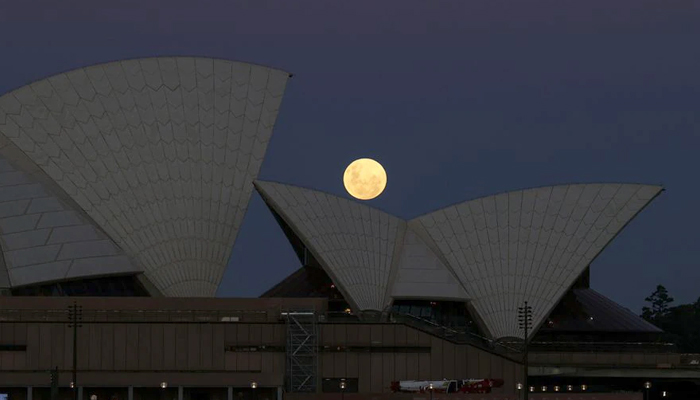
[1,1,698,312]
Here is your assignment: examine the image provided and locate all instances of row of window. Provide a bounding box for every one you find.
[224,345,430,353]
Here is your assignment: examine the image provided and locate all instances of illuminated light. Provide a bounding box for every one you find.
[589,316,594,321]
[90,396,97,400]
[340,380,347,390]
[541,386,547,392]
[516,383,523,390]
[662,391,667,397]
[343,158,387,200]
[554,386,560,392]
[581,385,588,391]
[428,383,434,390]
[644,382,652,389]
[567,385,573,391]
[330,284,335,289]
[250,382,258,389]
[160,382,168,389]
[344,308,352,314]
[529,387,534,392]
[70,382,75,389]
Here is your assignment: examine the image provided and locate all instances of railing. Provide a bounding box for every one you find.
[515,341,677,353]
[0,308,271,322]
[386,312,524,358]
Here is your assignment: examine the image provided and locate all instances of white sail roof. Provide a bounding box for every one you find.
[0,57,290,296]
[410,183,663,339]
[389,226,469,301]
[255,180,405,312]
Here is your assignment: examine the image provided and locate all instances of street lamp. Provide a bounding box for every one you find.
[428,383,434,400]
[644,381,651,400]
[554,386,560,392]
[250,382,258,400]
[662,391,667,397]
[541,386,547,392]
[340,380,346,400]
[90,396,97,400]
[518,301,533,400]
[516,383,523,391]
[67,302,83,400]
[567,385,573,391]
[161,382,168,389]
[581,384,587,391]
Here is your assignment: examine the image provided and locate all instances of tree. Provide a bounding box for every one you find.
[640,286,700,353]
[641,285,674,323]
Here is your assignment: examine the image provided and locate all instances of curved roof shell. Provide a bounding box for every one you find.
[412,183,663,339]
[256,181,662,339]
[0,57,290,296]
[255,180,406,312]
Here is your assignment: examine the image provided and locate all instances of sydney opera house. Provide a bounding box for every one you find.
[0,57,697,400]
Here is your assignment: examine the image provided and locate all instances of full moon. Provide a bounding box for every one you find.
[343,158,387,200]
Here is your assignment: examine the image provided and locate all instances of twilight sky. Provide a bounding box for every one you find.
[1,0,698,312]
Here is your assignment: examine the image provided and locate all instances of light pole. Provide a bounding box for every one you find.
[340,380,346,400]
[518,302,533,400]
[251,381,258,400]
[516,383,523,397]
[428,383,434,400]
[161,382,168,400]
[67,302,83,400]
[644,381,651,400]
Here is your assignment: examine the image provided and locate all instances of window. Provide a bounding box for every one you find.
[0,344,27,351]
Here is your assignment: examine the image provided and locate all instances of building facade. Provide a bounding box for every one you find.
[0,297,523,400]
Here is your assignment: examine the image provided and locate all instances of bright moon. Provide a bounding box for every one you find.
[343,158,387,200]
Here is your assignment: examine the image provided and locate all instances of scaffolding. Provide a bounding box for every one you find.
[283,309,318,393]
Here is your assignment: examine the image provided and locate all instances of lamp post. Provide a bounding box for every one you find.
[644,381,651,400]
[67,301,83,400]
[428,383,434,400]
[251,381,258,400]
[160,382,168,400]
[340,380,346,400]
[518,302,533,400]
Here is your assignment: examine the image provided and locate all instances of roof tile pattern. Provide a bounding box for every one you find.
[0,154,140,287]
[412,184,662,338]
[0,57,290,296]
[255,181,404,312]
[390,228,469,301]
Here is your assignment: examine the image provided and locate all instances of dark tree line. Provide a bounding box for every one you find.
[641,285,700,353]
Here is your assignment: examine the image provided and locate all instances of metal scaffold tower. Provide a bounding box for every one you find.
[283,309,318,393]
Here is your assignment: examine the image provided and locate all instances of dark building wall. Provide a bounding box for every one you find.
[318,324,522,395]
[0,321,288,387]
[0,313,521,394]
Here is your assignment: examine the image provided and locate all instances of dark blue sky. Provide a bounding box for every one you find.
[1,0,698,312]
